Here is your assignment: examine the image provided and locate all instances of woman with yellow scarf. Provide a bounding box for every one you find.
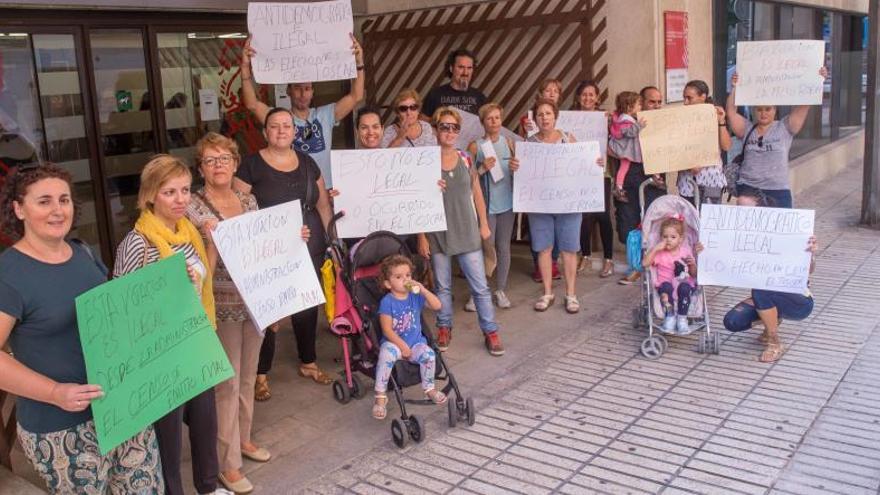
[112,154,227,495]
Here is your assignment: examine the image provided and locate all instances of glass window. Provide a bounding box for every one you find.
[89,29,157,246]
[1,32,104,254]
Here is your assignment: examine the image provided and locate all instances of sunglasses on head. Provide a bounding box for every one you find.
[757,136,764,148]
[437,122,461,133]
[397,104,420,113]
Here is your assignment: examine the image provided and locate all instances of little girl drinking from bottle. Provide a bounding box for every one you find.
[609,91,644,203]
[373,255,446,420]
[643,216,698,334]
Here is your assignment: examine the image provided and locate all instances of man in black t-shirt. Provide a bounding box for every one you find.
[421,48,487,120]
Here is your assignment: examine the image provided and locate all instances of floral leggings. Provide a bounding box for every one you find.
[17,420,164,494]
[374,341,436,393]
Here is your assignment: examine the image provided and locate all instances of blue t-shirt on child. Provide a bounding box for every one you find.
[378,292,426,348]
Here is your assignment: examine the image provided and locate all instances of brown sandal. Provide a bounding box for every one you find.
[254,374,271,401]
[298,365,333,385]
[600,259,614,278]
[759,343,784,363]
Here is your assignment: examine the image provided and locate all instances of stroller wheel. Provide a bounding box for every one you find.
[656,334,668,353]
[331,379,351,404]
[712,331,721,354]
[447,399,458,428]
[349,374,365,399]
[640,337,664,360]
[391,418,408,448]
[697,333,707,354]
[408,415,424,443]
[465,397,476,426]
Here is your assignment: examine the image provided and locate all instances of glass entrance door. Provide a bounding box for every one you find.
[88,29,158,247]
[0,31,105,253]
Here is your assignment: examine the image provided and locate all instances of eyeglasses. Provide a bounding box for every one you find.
[437,122,461,133]
[397,104,420,113]
[201,155,235,168]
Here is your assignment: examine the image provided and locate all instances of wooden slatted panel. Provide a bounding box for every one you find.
[362,0,608,126]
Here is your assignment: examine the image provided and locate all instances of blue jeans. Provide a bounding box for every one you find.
[657,282,694,315]
[723,289,814,332]
[431,248,499,334]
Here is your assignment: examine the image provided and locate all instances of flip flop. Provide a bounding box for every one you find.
[759,343,784,363]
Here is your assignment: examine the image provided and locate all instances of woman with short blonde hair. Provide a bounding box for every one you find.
[114,154,223,495]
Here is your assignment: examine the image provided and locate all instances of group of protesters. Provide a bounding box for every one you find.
[0,32,824,495]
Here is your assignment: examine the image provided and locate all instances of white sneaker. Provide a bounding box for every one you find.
[662,315,676,332]
[494,290,512,309]
[211,489,235,495]
[464,296,476,312]
[676,315,689,334]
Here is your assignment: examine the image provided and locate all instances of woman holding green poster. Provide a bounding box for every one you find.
[0,163,164,493]
[113,155,229,495]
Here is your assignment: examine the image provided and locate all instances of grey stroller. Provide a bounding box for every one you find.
[632,180,719,359]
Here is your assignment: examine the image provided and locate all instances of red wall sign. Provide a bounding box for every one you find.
[664,11,689,70]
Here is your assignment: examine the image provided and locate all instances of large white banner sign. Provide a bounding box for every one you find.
[556,111,608,156]
[331,146,447,238]
[247,1,356,84]
[734,40,825,106]
[513,141,604,214]
[698,204,814,294]
[212,200,325,330]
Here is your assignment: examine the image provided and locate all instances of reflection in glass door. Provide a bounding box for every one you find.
[89,29,157,246]
[0,32,104,252]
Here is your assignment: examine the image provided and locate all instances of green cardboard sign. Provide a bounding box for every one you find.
[75,253,233,454]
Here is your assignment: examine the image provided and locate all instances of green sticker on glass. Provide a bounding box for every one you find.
[115,90,133,112]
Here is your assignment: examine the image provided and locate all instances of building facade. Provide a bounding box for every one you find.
[0,0,869,261]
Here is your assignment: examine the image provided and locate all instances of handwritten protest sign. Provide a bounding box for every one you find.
[698,204,814,294]
[735,40,825,106]
[513,141,604,213]
[331,146,446,238]
[212,200,325,330]
[556,111,608,156]
[76,254,232,454]
[247,1,356,84]
[638,103,721,174]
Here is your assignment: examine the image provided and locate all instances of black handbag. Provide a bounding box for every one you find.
[723,124,757,197]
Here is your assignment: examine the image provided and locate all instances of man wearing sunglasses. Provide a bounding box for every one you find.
[421,48,487,121]
[240,34,366,189]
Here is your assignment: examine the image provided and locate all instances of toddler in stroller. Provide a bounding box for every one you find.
[642,215,698,334]
[373,255,447,420]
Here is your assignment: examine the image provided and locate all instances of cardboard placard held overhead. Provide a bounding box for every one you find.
[247,1,356,84]
[734,40,825,106]
[76,254,233,455]
[698,204,815,294]
[513,141,604,214]
[211,200,325,331]
[331,147,447,238]
[638,103,721,174]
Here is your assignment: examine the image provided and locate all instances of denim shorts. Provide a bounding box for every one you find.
[528,212,581,252]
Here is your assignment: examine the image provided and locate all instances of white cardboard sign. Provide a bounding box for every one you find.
[247,1,356,84]
[479,140,504,183]
[513,141,604,214]
[698,204,814,294]
[330,146,447,238]
[212,200,325,331]
[556,110,608,156]
[734,40,825,106]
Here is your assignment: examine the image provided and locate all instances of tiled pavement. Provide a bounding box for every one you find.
[301,162,880,495]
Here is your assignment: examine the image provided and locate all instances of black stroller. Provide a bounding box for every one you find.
[324,221,475,448]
